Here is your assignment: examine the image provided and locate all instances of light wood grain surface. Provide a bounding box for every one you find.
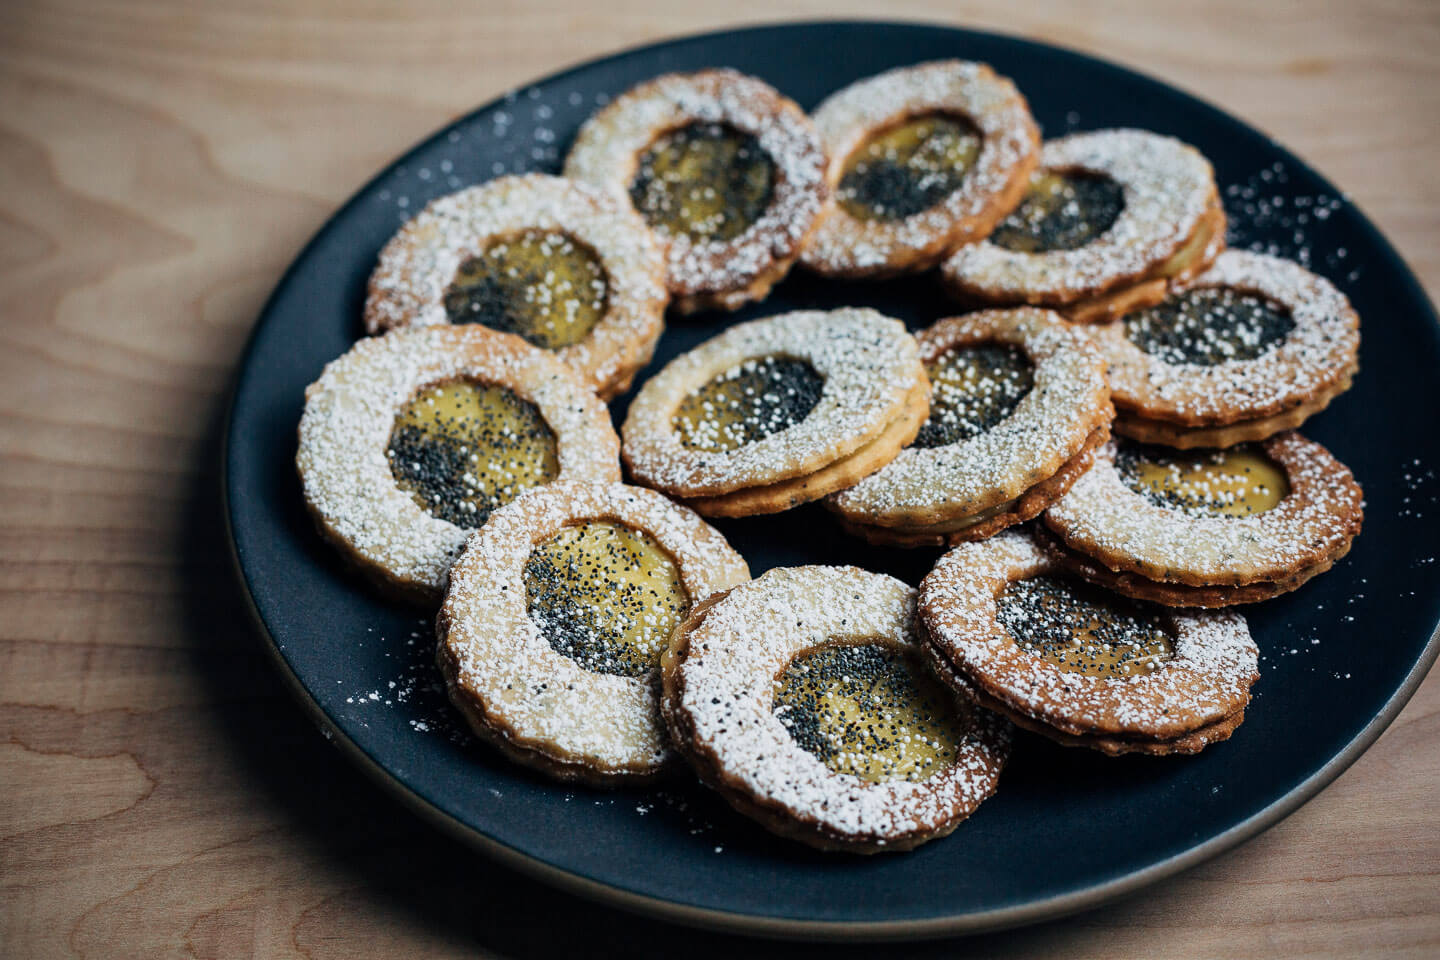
[2,1,1437,956]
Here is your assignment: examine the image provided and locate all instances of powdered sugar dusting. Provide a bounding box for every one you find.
[338,621,473,745]
[1223,161,1359,283]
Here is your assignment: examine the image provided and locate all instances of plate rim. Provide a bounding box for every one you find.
[222,18,1440,941]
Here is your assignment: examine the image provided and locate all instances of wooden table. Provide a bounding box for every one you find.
[3,1,1437,955]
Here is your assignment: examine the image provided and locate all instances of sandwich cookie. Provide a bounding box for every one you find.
[942,129,1225,322]
[564,69,827,313]
[364,174,668,399]
[296,326,621,602]
[1039,434,1364,607]
[919,530,1258,756]
[801,60,1039,278]
[661,565,1010,852]
[1091,250,1361,448]
[826,308,1112,547]
[621,308,929,517]
[437,481,749,784]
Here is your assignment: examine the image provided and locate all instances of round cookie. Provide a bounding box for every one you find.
[941,129,1225,322]
[826,308,1113,547]
[661,565,1011,852]
[296,325,621,602]
[564,69,828,313]
[437,481,749,784]
[621,308,929,517]
[1040,433,1364,606]
[1092,250,1361,448]
[364,174,668,399]
[918,530,1258,755]
[801,60,1040,278]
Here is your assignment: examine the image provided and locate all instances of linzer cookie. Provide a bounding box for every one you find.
[942,129,1225,322]
[661,565,1010,852]
[364,174,668,399]
[1091,250,1361,448]
[620,308,929,517]
[296,326,621,602]
[801,60,1039,278]
[564,70,827,313]
[919,530,1258,756]
[1039,434,1364,607]
[436,481,748,784]
[826,308,1112,547]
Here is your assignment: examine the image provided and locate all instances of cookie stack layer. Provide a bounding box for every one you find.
[621,308,930,517]
[662,565,1010,851]
[919,530,1259,755]
[826,308,1112,546]
[1039,434,1364,607]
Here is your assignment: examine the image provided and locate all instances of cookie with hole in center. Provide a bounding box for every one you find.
[436,481,748,784]
[800,60,1040,278]
[1090,250,1361,448]
[296,326,621,602]
[620,308,929,517]
[918,529,1258,756]
[564,69,828,314]
[941,129,1225,323]
[1039,433,1363,607]
[660,565,1011,852]
[826,308,1113,547]
[364,174,668,399]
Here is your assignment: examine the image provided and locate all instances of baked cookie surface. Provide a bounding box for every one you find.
[1040,433,1363,606]
[364,173,668,398]
[801,60,1040,278]
[620,307,929,516]
[941,129,1225,321]
[296,326,621,601]
[564,69,828,313]
[661,565,1010,852]
[437,481,749,784]
[826,308,1112,546]
[1093,250,1361,447]
[919,530,1258,755]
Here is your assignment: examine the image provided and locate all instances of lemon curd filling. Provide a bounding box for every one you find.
[524,521,689,678]
[772,642,967,783]
[387,379,559,528]
[1125,287,1296,366]
[998,576,1175,678]
[1117,444,1290,517]
[989,171,1125,253]
[672,355,825,453]
[628,122,776,242]
[837,114,982,222]
[913,343,1035,449]
[443,230,609,350]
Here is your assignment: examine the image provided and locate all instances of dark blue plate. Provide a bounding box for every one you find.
[224,21,1440,939]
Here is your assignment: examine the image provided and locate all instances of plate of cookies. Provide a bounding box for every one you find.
[225,21,1440,939]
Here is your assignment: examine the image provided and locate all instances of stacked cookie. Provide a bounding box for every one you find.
[293,60,1366,854]
[621,308,930,517]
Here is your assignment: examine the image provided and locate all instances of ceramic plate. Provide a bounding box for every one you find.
[224,21,1440,939]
